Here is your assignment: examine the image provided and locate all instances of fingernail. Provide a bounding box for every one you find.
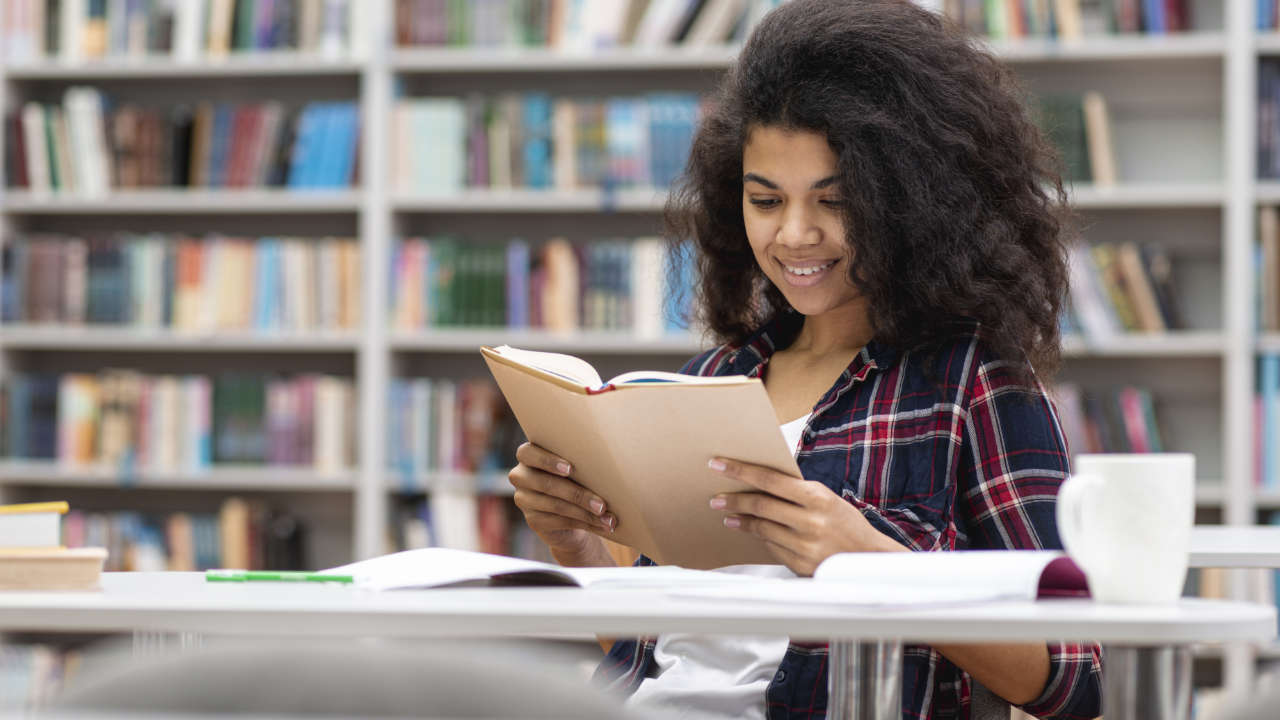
[589,498,605,514]
[723,516,741,529]
[602,514,616,532]
[556,461,571,475]
[709,497,726,510]
[708,458,726,472]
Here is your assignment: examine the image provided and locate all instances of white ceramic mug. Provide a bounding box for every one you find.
[1055,453,1195,604]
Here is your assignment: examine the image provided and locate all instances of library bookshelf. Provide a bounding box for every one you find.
[0,0,1275,701]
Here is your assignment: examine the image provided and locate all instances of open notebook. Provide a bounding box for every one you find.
[667,551,1089,606]
[323,548,763,591]
[481,345,800,569]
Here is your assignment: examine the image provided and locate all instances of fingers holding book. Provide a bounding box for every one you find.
[510,442,619,564]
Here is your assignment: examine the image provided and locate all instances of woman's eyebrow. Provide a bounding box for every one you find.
[742,173,839,190]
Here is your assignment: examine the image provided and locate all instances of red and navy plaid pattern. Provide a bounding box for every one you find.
[594,310,1102,719]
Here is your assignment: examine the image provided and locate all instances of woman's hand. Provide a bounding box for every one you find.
[707,457,906,576]
[509,442,618,567]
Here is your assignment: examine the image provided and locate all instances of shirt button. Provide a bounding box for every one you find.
[774,669,787,683]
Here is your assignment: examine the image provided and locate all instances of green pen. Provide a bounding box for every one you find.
[205,570,355,584]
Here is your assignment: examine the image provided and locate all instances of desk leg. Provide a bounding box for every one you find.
[132,631,204,657]
[1102,645,1191,720]
[828,639,902,720]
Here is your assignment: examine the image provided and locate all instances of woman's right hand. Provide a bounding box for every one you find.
[509,442,617,566]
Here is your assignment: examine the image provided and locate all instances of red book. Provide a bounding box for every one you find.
[1117,388,1151,453]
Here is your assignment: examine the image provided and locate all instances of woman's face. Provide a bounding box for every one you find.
[741,126,860,318]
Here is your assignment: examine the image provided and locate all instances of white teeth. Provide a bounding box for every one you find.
[784,260,836,276]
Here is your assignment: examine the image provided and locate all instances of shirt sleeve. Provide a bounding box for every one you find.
[957,354,1102,720]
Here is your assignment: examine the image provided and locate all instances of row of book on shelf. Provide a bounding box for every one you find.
[2,0,363,63]
[1,371,356,471]
[386,377,521,490]
[389,494,552,563]
[1062,240,1183,340]
[5,91,360,194]
[58,497,309,572]
[390,236,694,334]
[945,0,1196,39]
[1,234,361,332]
[394,94,700,193]
[1052,382,1166,455]
[1260,60,1280,182]
[394,0,780,50]
[1258,355,1280,490]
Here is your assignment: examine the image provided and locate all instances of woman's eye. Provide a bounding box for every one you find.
[820,198,845,207]
[749,198,780,208]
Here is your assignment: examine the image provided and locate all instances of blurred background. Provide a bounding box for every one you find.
[0,0,1275,716]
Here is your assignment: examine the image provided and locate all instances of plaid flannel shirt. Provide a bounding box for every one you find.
[594,310,1102,720]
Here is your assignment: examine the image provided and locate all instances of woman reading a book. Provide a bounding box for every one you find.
[507,1,1100,718]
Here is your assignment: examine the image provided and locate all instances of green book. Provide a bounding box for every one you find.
[1034,96,1092,184]
[234,0,257,51]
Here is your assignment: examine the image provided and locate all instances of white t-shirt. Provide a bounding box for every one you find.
[626,413,812,720]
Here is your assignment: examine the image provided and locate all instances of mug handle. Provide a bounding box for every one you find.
[1056,473,1103,573]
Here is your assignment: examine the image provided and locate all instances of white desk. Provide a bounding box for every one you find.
[0,572,1274,720]
[1191,526,1280,568]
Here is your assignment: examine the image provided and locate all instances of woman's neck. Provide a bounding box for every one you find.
[788,302,873,357]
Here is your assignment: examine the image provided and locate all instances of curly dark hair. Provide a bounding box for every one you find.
[668,0,1073,381]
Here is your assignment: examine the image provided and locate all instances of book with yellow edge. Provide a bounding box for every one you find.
[481,345,800,570]
[0,502,106,590]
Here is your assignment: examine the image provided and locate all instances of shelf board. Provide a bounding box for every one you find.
[392,188,667,213]
[0,326,361,352]
[1,189,361,214]
[1061,331,1225,357]
[392,46,739,73]
[984,32,1226,62]
[1257,33,1280,56]
[387,471,513,496]
[390,329,707,355]
[1256,182,1280,203]
[1067,183,1225,209]
[0,460,355,491]
[3,54,362,79]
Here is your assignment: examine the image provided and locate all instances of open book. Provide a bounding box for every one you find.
[481,345,801,569]
[668,551,1090,606]
[324,548,763,591]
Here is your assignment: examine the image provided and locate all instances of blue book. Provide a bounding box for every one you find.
[1260,0,1275,31]
[664,241,695,332]
[207,105,235,188]
[1265,355,1280,489]
[1142,0,1166,33]
[288,105,322,188]
[312,104,339,187]
[253,239,277,330]
[505,240,530,328]
[522,94,552,189]
[5,375,29,459]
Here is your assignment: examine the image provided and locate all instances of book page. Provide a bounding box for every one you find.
[490,345,603,389]
[607,370,752,386]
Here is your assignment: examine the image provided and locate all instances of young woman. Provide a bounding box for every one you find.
[507,1,1102,718]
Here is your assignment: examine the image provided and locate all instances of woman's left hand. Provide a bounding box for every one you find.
[707,457,906,576]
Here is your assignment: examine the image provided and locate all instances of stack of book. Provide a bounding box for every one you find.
[1033,91,1117,186]
[390,236,695,334]
[386,377,522,490]
[62,498,308,571]
[1,234,361,332]
[394,0,778,49]
[1063,241,1182,340]
[945,0,1195,39]
[1,371,356,473]
[1051,382,1165,456]
[392,93,701,193]
[0,501,106,591]
[5,92,360,193]
[2,0,362,63]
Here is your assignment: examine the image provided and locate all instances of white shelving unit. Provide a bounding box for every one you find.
[0,0,1274,695]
